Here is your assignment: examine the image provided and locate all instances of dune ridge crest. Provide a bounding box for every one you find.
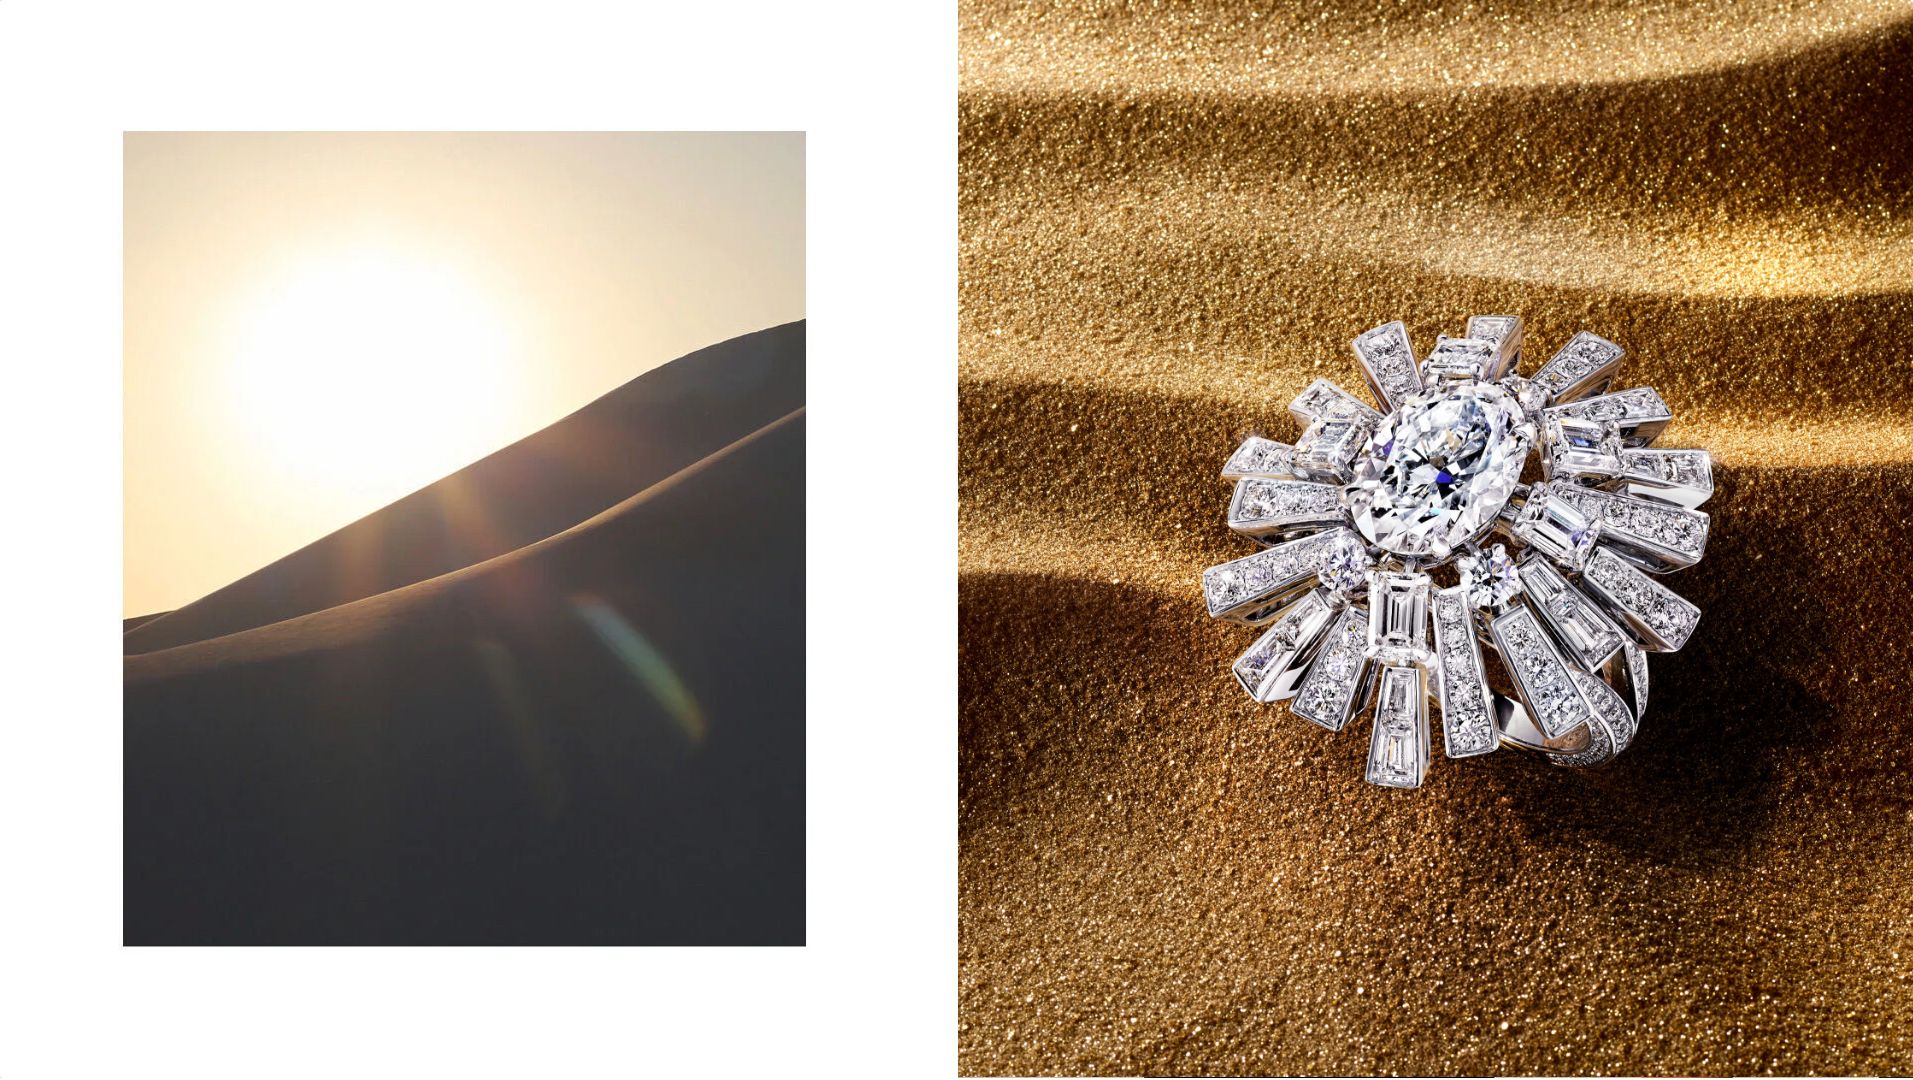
[126,320,804,656]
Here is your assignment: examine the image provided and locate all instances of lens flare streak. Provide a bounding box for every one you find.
[569,594,707,746]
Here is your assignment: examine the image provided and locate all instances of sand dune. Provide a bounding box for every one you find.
[125,322,806,656]
[126,322,804,945]
[960,1,1913,1072]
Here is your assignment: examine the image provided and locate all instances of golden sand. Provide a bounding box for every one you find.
[959,2,1913,1073]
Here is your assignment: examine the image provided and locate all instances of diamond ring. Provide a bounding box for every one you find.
[1202,317,1711,788]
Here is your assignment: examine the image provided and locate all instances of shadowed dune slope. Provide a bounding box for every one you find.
[961,2,1913,1074]
[125,319,805,655]
[126,327,804,945]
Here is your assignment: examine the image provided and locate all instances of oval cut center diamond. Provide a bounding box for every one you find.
[1343,381,1531,561]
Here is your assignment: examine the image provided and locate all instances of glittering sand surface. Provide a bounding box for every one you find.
[958,2,1913,1074]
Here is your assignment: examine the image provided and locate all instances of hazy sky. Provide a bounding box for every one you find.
[125,132,804,617]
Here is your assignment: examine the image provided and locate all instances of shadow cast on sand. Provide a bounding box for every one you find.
[961,445,1904,865]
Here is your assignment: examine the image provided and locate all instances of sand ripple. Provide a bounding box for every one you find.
[963,0,1913,94]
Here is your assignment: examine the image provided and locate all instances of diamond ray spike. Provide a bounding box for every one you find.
[1542,387,1670,446]
[1431,586,1497,757]
[1516,553,1628,673]
[1231,589,1340,702]
[1530,330,1623,404]
[1291,605,1372,732]
[1617,447,1713,508]
[1579,547,1702,652]
[1546,484,1708,572]
[1365,665,1431,788]
[1489,604,1595,740]
[1289,378,1383,427]
[1465,314,1523,378]
[1220,435,1297,480]
[1350,320,1423,413]
[1227,478,1347,539]
[1202,529,1354,624]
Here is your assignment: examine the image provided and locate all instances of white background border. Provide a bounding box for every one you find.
[0,1,954,1075]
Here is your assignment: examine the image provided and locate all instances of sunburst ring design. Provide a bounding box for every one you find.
[1202,317,1711,788]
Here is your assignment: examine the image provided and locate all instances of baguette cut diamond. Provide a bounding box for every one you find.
[1517,553,1627,673]
[1231,589,1339,702]
[1344,380,1531,561]
[1618,447,1714,508]
[1293,416,1372,482]
[1366,570,1431,665]
[1464,314,1522,378]
[1544,387,1671,445]
[1365,665,1431,789]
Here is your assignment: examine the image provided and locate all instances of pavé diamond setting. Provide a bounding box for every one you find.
[1202,317,1711,787]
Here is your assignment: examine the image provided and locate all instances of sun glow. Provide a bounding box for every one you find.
[223,246,522,510]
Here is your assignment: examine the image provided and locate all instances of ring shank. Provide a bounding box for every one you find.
[1489,648,1638,767]
[1495,693,1590,754]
